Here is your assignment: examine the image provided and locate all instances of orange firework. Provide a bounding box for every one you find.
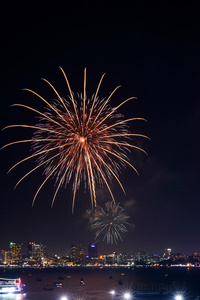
[2,68,149,211]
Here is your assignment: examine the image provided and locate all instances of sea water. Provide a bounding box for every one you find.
[0,267,199,300]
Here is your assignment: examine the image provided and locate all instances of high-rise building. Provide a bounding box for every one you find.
[27,242,34,259]
[112,252,119,264]
[0,250,9,264]
[135,251,148,264]
[70,244,85,264]
[192,252,200,262]
[27,242,46,261]
[164,248,172,259]
[121,253,127,264]
[9,242,23,264]
[88,243,98,258]
[112,252,127,265]
[33,243,46,260]
[106,254,113,265]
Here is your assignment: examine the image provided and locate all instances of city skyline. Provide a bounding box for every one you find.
[1,3,200,256]
[0,240,198,258]
[2,240,200,269]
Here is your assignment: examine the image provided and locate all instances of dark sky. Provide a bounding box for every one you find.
[1,2,200,257]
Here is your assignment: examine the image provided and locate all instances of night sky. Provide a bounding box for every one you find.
[1,2,200,257]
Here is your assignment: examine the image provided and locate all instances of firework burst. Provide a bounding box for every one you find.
[89,201,130,244]
[2,68,149,211]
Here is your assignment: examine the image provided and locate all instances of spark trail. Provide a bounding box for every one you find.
[2,68,149,211]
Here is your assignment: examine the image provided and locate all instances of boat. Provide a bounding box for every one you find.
[0,277,23,294]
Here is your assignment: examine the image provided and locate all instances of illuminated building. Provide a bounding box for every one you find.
[135,251,148,264]
[151,254,161,263]
[70,244,86,264]
[27,242,34,259]
[88,243,98,258]
[9,242,23,264]
[112,252,119,264]
[32,242,46,260]
[192,252,200,261]
[27,242,46,261]
[164,248,172,259]
[112,252,127,265]
[0,250,4,263]
[106,254,113,265]
[121,253,127,264]
[0,250,10,264]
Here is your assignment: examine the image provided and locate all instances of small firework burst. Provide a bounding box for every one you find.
[2,68,149,211]
[89,201,130,244]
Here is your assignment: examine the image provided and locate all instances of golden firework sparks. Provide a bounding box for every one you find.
[2,68,149,211]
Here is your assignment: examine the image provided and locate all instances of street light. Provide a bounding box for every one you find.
[175,295,183,300]
[123,292,131,299]
[61,296,68,300]
[110,290,116,299]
